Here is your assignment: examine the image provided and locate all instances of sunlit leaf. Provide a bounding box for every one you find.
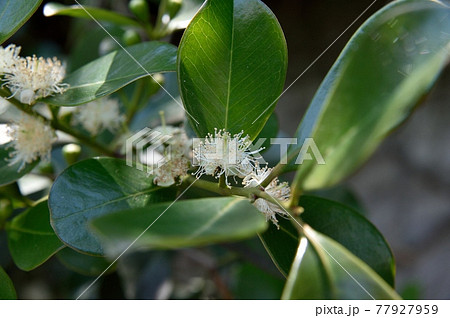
[282,226,400,300]
[286,0,450,190]
[178,0,287,138]
[260,195,395,286]
[44,42,177,106]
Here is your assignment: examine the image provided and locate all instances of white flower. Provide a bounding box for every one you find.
[193,129,261,185]
[152,125,191,187]
[243,166,291,228]
[153,155,190,187]
[72,97,125,135]
[7,113,56,171]
[0,44,21,74]
[3,55,68,105]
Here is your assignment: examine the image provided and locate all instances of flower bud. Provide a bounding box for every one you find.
[148,73,165,96]
[129,0,150,22]
[166,0,183,19]
[62,143,82,165]
[122,29,141,46]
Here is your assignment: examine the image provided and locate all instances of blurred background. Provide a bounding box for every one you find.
[1,0,449,299]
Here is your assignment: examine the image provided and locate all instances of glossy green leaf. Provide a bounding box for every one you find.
[0,267,16,299]
[0,0,42,44]
[282,226,400,299]
[43,2,140,27]
[0,142,38,187]
[45,42,177,106]
[260,195,395,286]
[6,201,64,271]
[48,158,176,255]
[258,218,298,278]
[308,185,366,215]
[57,248,114,276]
[287,0,450,190]
[178,0,287,139]
[300,196,395,286]
[90,197,268,255]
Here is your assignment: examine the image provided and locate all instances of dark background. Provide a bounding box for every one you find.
[3,0,449,299]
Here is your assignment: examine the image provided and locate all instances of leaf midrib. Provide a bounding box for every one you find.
[7,226,56,236]
[224,2,235,131]
[187,198,241,240]
[52,187,161,220]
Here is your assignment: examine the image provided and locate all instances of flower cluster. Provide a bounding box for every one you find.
[0,44,21,74]
[0,44,68,105]
[152,125,191,187]
[193,129,291,227]
[6,113,56,171]
[193,129,260,185]
[72,97,125,135]
[243,167,290,228]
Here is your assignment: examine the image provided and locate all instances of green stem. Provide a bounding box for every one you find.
[0,89,115,157]
[260,150,300,188]
[52,121,116,156]
[184,176,283,207]
[218,174,226,189]
[125,79,146,125]
[117,89,132,110]
[185,176,306,235]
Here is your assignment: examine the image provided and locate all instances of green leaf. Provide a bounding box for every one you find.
[90,197,268,255]
[233,262,284,300]
[258,218,298,278]
[0,0,42,44]
[6,201,64,271]
[260,195,395,286]
[43,2,140,27]
[178,0,287,139]
[308,185,367,215]
[57,248,114,276]
[282,226,400,299]
[48,158,176,255]
[300,196,395,286]
[287,0,450,190]
[0,266,16,299]
[0,142,38,187]
[44,42,177,106]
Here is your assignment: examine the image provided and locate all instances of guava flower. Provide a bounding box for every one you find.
[72,97,125,135]
[193,129,261,185]
[3,55,68,105]
[243,166,291,228]
[153,155,190,187]
[7,113,56,171]
[0,44,21,74]
[152,125,191,187]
